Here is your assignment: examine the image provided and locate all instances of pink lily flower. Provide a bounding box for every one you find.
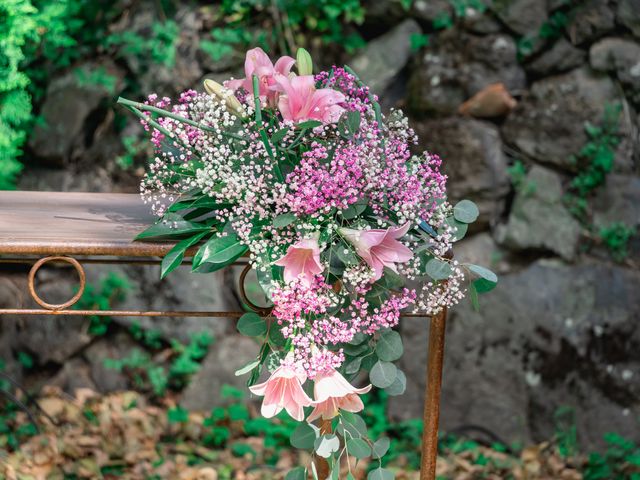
[274,237,324,287]
[249,364,313,421]
[307,368,372,422]
[225,47,295,105]
[339,223,413,280]
[276,75,345,124]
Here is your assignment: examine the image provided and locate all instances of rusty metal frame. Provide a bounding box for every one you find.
[0,253,448,479]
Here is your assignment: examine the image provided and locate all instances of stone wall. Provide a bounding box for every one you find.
[2,0,639,451]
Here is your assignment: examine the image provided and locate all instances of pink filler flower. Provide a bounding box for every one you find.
[276,75,345,123]
[307,367,371,422]
[274,236,324,287]
[339,224,413,280]
[249,364,313,421]
[225,47,295,105]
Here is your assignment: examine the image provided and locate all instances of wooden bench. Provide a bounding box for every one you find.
[0,190,448,480]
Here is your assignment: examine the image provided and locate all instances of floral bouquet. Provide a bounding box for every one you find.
[118,47,497,478]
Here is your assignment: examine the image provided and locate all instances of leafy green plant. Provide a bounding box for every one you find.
[74,272,132,336]
[599,223,636,262]
[104,331,213,397]
[554,406,578,459]
[565,103,622,221]
[105,20,180,68]
[517,10,570,59]
[584,433,640,480]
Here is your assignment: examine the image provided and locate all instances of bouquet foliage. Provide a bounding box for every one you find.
[119,47,497,478]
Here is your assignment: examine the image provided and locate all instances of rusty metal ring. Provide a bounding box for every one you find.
[28,256,86,311]
[238,263,273,315]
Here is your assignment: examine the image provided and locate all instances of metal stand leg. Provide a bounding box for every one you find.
[419,307,448,480]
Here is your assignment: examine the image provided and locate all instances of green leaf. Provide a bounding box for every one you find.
[453,200,479,224]
[192,234,248,272]
[341,202,366,220]
[384,369,406,396]
[339,412,368,438]
[234,359,261,376]
[467,264,498,283]
[290,422,318,449]
[346,110,361,135]
[424,258,453,281]
[372,437,391,459]
[445,216,468,241]
[167,406,188,423]
[237,312,267,337]
[273,213,297,228]
[474,277,497,293]
[297,120,322,130]
[314,434,340,458]
[469,281,480,311]
[136,215,210,240]
[285,467,307,480]
[271,127,290,143]
[161,231,209,279]
[370,360,397,388]
[345,356,362,375]
[375,330,403,362]
[347,438,371,459]
[368,468,394,480]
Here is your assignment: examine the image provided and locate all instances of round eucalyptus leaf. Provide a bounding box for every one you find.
[237,312,267,337]
[384,369,406,396]
[370,360,397,388]
[285,467,307,480]
[367,467,395,480]
[372,437,391,459]
[346,438,371,459]
[375,330,404,362]
[453,199,479,223]
[424,258,453,281]
[468,264,498,283]
[290,422,317,449]
[314,434,341,458]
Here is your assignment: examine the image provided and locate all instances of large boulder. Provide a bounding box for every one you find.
[350,19,421,101]
[525,38,587,77]
[591,174,640,228]
[617,0,640,38]
[495,165,582,260]
[180,334,260,411]
[390,259,640,450]
[491,0,547,36]
[590,37,640,106]
[27,59,124,167]
[414,117,510,229]
[565,0,616,45]
[502,67,623,171]
[407,29,525,116]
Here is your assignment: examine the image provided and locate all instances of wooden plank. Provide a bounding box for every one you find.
[0,191,174,257]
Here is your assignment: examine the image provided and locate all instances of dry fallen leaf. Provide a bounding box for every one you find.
[458,83,517,118]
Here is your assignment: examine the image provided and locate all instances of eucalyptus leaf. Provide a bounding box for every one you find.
[444,216,468,241]
[372,437,391,459]
[314,434,340,458]
[346,438,371,459]
[474,277,497,293]
[290,423,317,449]
[424,258,453,281]
[375,330,403,362]
[469,281,480,311]
[340,412,368,437]
[384,369,407,396]
[345,356,362,375]
[285,467,307,480]
[453,199,479,223]
[370,360,397,388]
[368,468,395,480]
[237,312,267,337]
[418,219,437,237]
[468,264,498,283]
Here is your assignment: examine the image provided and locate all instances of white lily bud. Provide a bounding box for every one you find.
[203,79,246,118]
[296,47,313,76]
